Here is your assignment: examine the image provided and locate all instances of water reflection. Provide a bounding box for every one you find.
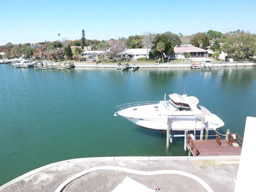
[148,69,189,85]
[221,68,256,86]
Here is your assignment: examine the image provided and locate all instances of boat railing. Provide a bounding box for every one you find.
[116,101,160,110]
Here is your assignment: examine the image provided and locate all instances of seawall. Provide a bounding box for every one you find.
[74,62,256,69]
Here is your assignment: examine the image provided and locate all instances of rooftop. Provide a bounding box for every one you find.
[117,48,150,55]
[82,50,106,55]
[174,44,208,54]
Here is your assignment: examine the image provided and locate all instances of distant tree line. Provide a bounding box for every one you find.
[190,30,256,60]
[2,29,256,61]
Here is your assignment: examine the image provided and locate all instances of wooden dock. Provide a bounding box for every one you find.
[187,135,242,156]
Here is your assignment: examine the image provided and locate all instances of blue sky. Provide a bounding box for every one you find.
[1,0,255,45]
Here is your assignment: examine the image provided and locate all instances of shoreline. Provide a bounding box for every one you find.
[74,62,256,69]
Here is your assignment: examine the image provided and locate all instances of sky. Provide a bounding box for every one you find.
[0,0,255,45]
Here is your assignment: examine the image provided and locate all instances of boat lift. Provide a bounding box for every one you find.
[166,115,207,151]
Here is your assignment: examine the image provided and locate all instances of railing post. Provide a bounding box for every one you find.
[184,130,187,151]
[200,129,203,140]
[226,129,230,140]
[166,117,170,149]
[205,129,208,140]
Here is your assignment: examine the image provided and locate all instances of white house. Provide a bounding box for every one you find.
[218,51,227,61]
[117,48,150,60]
[81,50,107,61]
[0,52,5,59]
[174,44,208,61]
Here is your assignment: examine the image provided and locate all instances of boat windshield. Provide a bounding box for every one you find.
[171,99,190,109]
[166,100,191,111]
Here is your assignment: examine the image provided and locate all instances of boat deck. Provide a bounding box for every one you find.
[187,139,242,156]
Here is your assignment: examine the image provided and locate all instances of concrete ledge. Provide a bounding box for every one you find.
[0,155,240,191]
[55,166,214,192]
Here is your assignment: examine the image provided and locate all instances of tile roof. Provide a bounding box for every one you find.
[174,45,208,54]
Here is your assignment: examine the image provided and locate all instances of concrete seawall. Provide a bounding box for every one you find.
[74,62,256,69]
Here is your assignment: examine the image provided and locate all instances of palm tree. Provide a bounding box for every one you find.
[156,41,165,63]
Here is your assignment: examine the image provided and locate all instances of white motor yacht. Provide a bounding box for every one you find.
[114,93,224,131]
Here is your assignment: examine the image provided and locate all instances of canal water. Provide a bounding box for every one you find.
[0,65,255,185]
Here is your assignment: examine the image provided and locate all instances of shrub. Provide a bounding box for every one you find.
[137,57,148,61]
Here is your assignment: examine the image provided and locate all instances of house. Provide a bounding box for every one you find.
[0,47,7,59]
[81,50,107,61]
[174,44,208,61]
[117,48,150,60]
[0,52,5,59]
[218,51,227,60]
[71,46,89,52]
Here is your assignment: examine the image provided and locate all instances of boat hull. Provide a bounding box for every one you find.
[122,115,209,131]
[115,99,224,131]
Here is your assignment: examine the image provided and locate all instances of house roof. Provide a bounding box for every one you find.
[82,50,106,55]
[117,48,150,55]
[0,47,8,52]
[174,44,208,54]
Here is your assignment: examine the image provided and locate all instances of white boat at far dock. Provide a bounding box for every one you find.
[12,59,36,68]
[114,93,224,131]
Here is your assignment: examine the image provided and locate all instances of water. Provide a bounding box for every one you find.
[0,65,255,185]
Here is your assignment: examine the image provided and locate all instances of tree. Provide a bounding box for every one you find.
[70,40,81,46]
[5,42,14,49]
[33,48,44,59]
[91,41,109,51]
[10,45,22,58]
[156,41,165,62]
[108,38,127,58]
[52,41,63,48]
[190,33,209,49]
[151,32,181,60]
[64,45,73,59]
[47,41,63,50]
[212,50,220,60]
[126,35,143,48]
[81,29,85,49]
[211,40,221,51]
[21,45,34,58]
[206,30,222,40]
[47,49,64,60]
[143,33,155,49]
[184,52,191,58]
[222,31,256,59]
[73,47,82,58]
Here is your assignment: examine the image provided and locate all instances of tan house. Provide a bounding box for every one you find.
[81,50,107,61]
[174,44,208,60]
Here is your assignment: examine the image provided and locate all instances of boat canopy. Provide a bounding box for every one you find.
[187,96,199,106]
[169,93,191,109]
[169,93,186,103]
